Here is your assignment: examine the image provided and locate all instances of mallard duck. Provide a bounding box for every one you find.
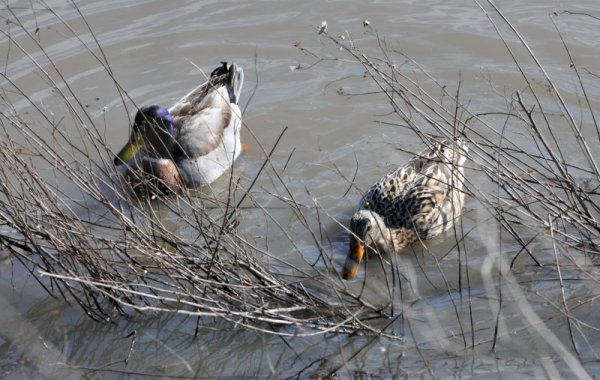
[341,138,468,280]
[114,62,244,193]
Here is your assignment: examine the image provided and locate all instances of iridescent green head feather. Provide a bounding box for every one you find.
[114,105,174,165]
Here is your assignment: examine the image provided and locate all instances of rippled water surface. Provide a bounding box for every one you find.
[2,0,600,377]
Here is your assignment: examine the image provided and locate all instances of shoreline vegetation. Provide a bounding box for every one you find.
[0,1,599,377]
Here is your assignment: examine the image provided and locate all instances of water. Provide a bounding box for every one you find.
[1,0,600,377]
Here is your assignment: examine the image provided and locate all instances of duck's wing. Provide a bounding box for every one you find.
[361,138,467,236]
[169,62,243,115]
[168,62,244,160]
[393,164,463,239]
[405,138,467,173]
[360,164,419,228]
[397,139,467,237]
[171,86,232,158]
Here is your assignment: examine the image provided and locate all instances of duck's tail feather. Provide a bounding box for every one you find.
[231,63,244,105]
[210,62,244,105]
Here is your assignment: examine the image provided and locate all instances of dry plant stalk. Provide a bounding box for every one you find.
[1,4,599,364]
[0,2,413,339]
[300,13,600,256]
[295,2,600,372]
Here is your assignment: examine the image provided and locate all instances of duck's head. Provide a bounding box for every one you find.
[341,210,390,280]
[115,105,175,165]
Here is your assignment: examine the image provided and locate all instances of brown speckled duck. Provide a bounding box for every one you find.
[341,138,468,280]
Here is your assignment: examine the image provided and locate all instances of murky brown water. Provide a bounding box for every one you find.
[2,0,600,377]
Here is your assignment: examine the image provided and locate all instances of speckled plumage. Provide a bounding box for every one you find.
[115,62,244,194]
[341,138,468,280]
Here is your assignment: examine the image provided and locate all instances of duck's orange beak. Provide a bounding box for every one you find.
[341,237,365,280]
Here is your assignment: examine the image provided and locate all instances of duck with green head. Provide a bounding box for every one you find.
[115,62,244,193]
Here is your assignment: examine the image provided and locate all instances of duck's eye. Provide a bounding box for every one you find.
[365,224,372,233]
